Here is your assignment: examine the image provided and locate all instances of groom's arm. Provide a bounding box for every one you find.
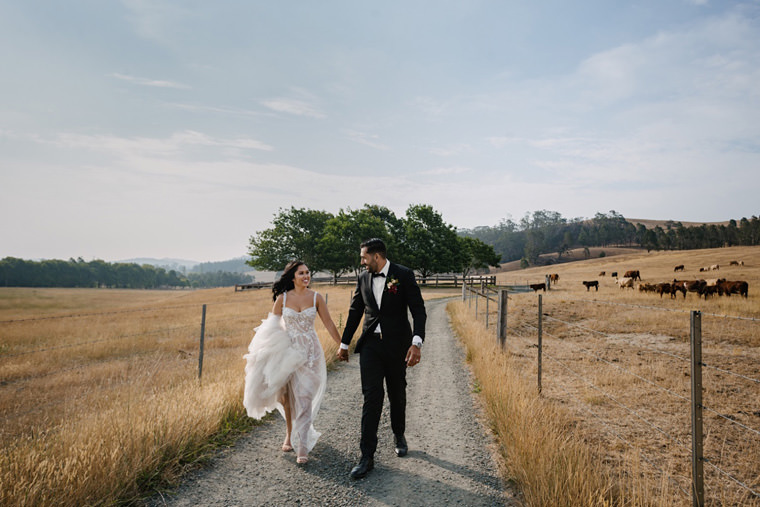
[341,279,365,347]
[403,268,426,342]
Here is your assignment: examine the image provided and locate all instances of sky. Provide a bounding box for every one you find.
[1,1,759,263]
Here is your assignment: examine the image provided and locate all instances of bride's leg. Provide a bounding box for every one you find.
[294,394,313,461]
[279,385,293,451]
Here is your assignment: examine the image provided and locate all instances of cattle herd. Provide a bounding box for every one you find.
[573,261,749,298]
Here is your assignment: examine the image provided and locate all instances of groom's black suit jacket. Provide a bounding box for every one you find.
[341,262,426,355]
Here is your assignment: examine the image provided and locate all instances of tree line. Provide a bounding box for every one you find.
[0,257,253,289]
[462,210,760,266]
[247,204,501,280]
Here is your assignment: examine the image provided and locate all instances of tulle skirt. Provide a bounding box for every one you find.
[243,313,326,455]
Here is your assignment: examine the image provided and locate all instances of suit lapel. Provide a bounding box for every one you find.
[362,271,380,311]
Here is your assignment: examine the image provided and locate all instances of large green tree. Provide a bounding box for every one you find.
[247,207,333,272]
[403,204,461,278]
[457,236,501,278]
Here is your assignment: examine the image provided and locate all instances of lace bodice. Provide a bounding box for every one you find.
[282,292,320,368]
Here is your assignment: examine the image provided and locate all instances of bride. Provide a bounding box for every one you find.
[243,260,342,464]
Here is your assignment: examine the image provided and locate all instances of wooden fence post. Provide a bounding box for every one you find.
[485,292,489,329]
[690,311,704,507]
[462,280,466,301]
[497,289,508,349]
[198,304,206,381]
[538,295,543,394]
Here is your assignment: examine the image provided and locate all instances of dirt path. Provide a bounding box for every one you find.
[147,298,517,506]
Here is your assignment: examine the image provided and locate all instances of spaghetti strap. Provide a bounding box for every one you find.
[283,291,287,305]
[313,291,317,307]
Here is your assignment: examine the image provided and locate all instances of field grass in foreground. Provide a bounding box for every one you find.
[448,300,655,506]
[0,285,357,506]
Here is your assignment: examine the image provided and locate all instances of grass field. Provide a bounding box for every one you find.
[0,285,359,506]
[454,245,760,505]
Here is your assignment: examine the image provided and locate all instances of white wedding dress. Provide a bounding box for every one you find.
[243,291,327,456]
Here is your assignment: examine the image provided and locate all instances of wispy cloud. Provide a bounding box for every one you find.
[261,98,325,118]
[418,166,472,176]
[50,130,273,156]
[110,73,190,89]
[345,130,389,151]
[166,102,269,117]
[429,143,471,157]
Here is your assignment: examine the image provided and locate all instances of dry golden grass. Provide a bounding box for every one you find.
[460,245,760,505]
[0,284,358,506]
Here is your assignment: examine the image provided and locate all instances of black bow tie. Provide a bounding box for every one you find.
[371,272,386,278]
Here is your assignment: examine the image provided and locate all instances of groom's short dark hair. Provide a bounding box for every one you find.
[361,238,387,257]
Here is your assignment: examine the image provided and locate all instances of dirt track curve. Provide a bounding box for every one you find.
[146,298,517,506]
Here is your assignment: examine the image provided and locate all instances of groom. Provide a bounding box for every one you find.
[338,238,426,479]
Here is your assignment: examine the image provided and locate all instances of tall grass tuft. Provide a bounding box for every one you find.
[448,300,662,506]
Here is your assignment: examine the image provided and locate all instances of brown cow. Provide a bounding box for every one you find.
[674,265,684,272]
[611,271,618,278]
[683,280,706,297]
[638,283,656,293]
[598,271,606,276]
[670,280,687,298]
[655,282,673,298]
[623,270,641,281]
[549,273,559,284]
[729,260,739,266]
[530,283,546,292]
[702,285,719,299]
[582,280,599,291]
[717,280,749,298]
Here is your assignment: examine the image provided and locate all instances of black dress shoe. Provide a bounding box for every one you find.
[350,456,374,479]
[394,434,408,457]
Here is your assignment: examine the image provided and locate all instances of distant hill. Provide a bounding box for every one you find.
[626,218,731,229]
[190,257,250,274]
[117,257,199,271]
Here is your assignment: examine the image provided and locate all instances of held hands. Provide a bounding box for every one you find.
[337,348,349,362]
[405,344,421,367]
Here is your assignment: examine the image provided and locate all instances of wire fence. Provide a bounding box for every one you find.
[462,284,760,506]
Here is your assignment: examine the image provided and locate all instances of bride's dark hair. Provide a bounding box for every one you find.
[272,260,306,301]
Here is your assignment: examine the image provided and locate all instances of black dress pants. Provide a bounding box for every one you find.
[358,333,407,458]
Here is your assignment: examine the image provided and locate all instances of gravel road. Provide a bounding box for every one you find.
[147,298,517,506]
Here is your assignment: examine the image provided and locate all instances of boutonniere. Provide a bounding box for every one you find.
[386,277,400,295]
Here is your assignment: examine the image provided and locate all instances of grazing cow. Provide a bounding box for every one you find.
[670,280,687,298]
[611,271,618,278]
[710,264,719,271]
[655,282,674,298]
[530,283,546,292]
[705,278,725,288]
[638,283,656,293]
[717,280,749,298]
[683,280,706,297]
[729,260,739,266]
[598,271,606,276]
[674,265,684,272]
[699,267,706,272]
[616,277,634,289]
[582,280,599,291]
[702,285,720,299]
[623,270,641,281]
[549,273,559,284]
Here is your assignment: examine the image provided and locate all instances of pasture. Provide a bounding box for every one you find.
[487,245,760,504]
[0,285,360,505]
[0,284,459,506]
